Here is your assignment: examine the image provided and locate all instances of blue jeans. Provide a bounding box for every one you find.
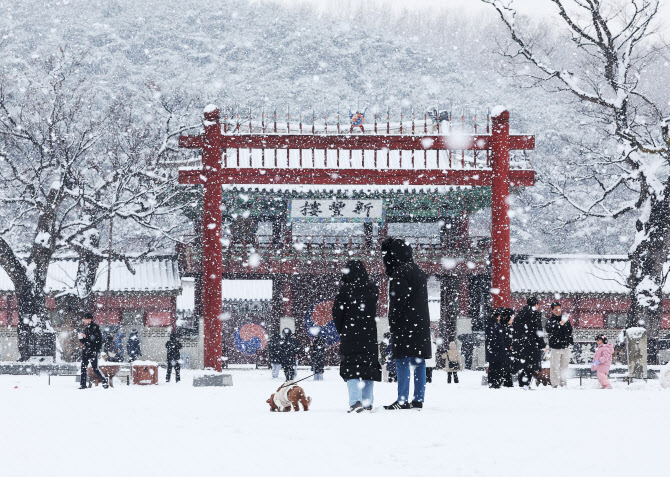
[271,363,282,378]
[347,379,374,407]
[396,357,426,403]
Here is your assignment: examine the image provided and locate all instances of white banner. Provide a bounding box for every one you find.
[290,199,383,222]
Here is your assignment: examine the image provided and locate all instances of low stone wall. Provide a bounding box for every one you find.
[0,320,207,369]
[142,327,171,364]
[0,328,19,361]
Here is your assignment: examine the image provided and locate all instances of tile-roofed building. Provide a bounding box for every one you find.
[0,257,181,293]
[509,255,670,344]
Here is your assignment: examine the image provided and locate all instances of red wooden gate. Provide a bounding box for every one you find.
[179,105,535,371]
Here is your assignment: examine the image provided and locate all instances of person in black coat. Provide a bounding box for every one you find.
[380,238,431,410]
[127,329,142,362]
[165,332,182,383]
[310,333,326,381]
[103,334,122,362]
[457,333,476,370]
[267,331,282,379]
[78,313,108,389]
[545,301,573,387]
[512,297,546,388]
[278,328,301,381]
[486,309,509,388]
[332,260,381,412]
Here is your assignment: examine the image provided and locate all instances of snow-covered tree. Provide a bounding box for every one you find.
[481,0,670,352]
[0,51,194,353]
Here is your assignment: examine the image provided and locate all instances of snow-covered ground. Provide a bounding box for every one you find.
[1,367,667,477]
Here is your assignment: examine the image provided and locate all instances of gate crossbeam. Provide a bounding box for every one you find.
[179,133,534,151]
[179,168,534,187]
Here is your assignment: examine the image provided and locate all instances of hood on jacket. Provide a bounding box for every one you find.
[381,237,413,276]
[341,259,370,286]
[282,328,293,339]
[598,342,614,353]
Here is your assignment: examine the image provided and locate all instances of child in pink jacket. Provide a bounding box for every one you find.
[591,334,614,389]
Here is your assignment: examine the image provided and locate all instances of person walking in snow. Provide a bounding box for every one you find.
[332,260,381,413]
[127,329,142,362]
[310,333,326,381]
[165,332,182,383]
[381,238,432,410]
[278,328,301,381]
[512,297,546,388]
[591,334,614,389]
[443,341,462,384]
[267,331,283,379]
[545,302,573,388]
[78,313,108,389]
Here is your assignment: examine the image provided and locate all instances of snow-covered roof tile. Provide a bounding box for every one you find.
[511,256,639,295]
[0,258,181,293]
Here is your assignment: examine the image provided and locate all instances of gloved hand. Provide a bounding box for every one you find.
[593,360,600,365]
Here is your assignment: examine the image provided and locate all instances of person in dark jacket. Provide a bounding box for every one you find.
[103,334,122,362]
[113,332,125,362]
[278,328,301,381]
[512,297,546,388]
[165,332,182,382]
[380,238,431,410]
[310,333,326,381]
[127,329,142,362]
[457,333,477,370]
[486,308,513,389]
[332,260,381,412]
[78,313,108,389]
[545,301,573,388]
[267,331,282,379]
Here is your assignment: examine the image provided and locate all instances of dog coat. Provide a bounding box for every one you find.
[273,380,298,410]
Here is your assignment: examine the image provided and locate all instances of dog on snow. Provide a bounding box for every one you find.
[267,380,312,412]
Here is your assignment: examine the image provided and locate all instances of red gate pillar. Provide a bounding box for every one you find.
[490,108,511,309]
[201,106,224,370]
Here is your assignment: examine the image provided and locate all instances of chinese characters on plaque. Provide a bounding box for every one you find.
[290,199,383,223]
